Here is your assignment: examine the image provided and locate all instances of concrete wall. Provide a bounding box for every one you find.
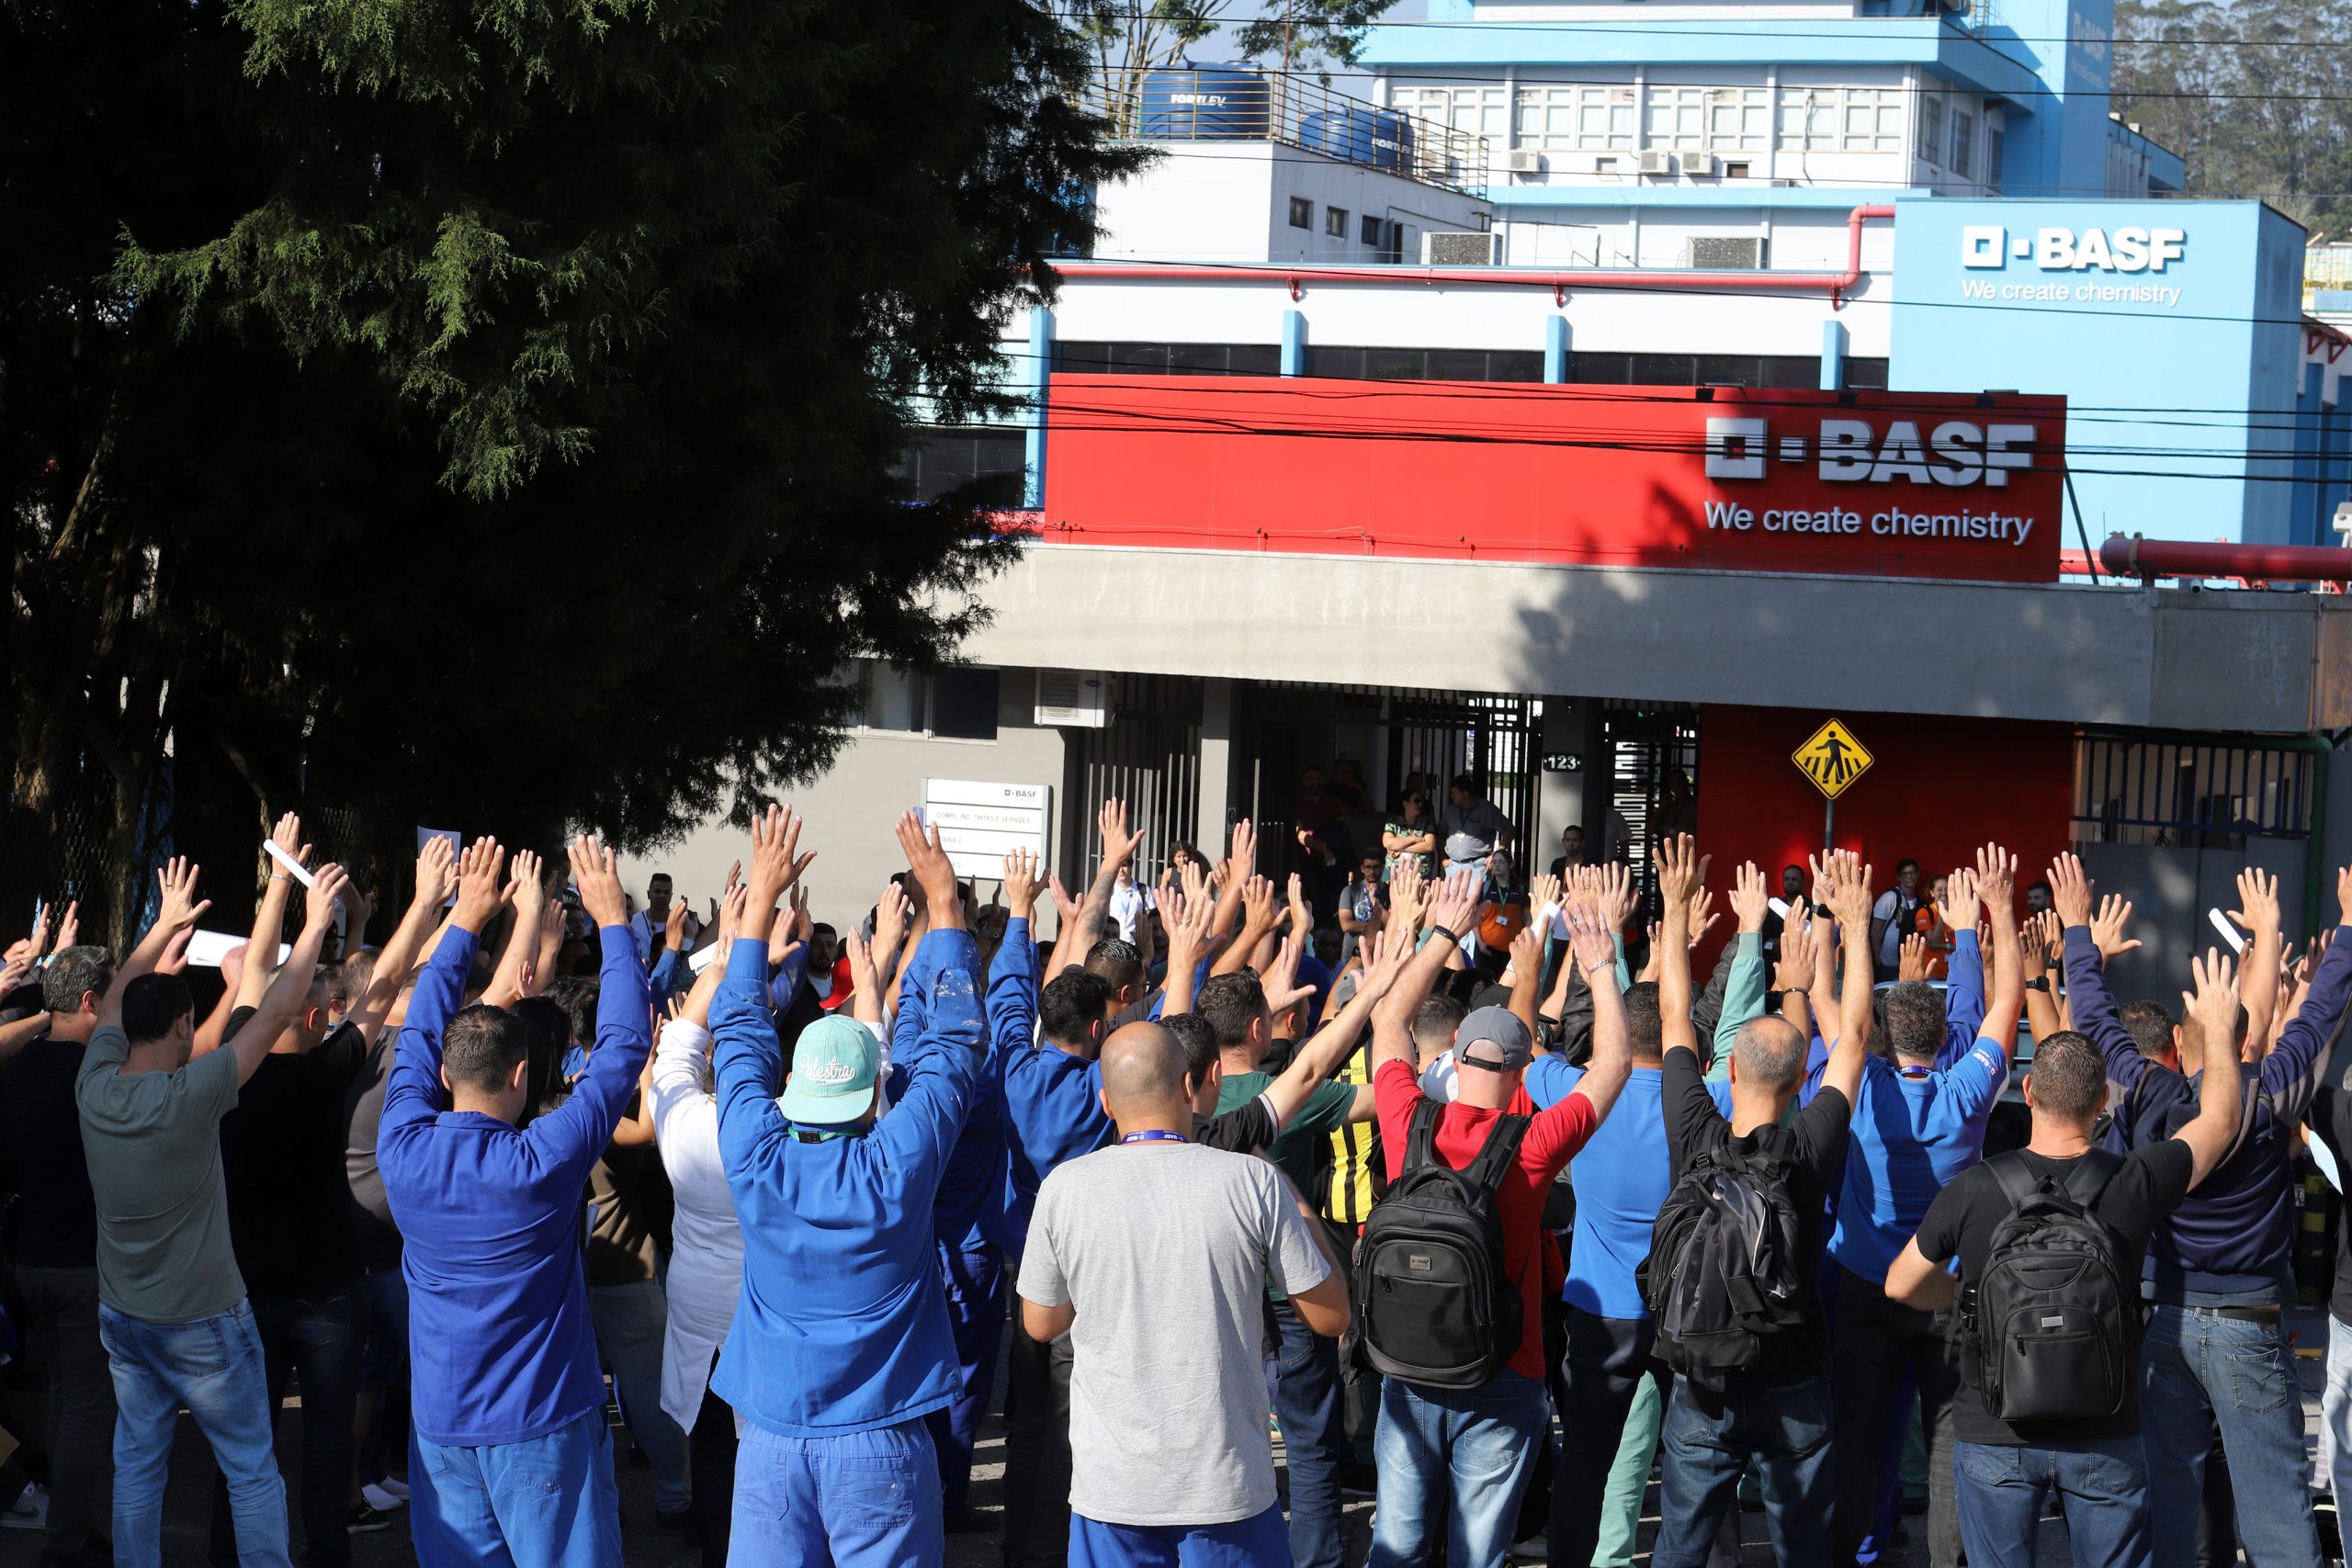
[651,682,1070,938]
[962,544,2348,735]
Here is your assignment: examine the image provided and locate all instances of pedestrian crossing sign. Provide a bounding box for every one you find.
[1792,719,1872,799]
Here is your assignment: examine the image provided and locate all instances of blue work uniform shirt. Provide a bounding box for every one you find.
[1528,1056,1667,1320]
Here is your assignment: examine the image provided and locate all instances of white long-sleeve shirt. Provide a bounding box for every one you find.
[649,1016,746,1434]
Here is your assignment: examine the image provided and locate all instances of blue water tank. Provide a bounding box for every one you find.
[1299,107,1415,172]
[1136,64,1271,141]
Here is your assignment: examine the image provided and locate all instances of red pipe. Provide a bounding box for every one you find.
[2100,533,2352,582]
[1048,204,1896,303]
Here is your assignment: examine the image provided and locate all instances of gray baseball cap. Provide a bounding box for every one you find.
[1455,1005,1533,1071]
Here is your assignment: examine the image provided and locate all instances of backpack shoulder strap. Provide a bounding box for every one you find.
[1462,1111,1532,1193]
[1403,1097,1443,1174]
[1985,1152,2044,1213]
[2059,1147,2125,1210]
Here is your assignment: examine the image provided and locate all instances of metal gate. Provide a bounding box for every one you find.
[1600,699,1701,912]
[1068,674,1206,883]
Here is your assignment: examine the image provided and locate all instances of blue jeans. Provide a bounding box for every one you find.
[1272,1300,1344,1568]
[209,1288,363,1568]
[589,1279,689,1514]
[1367,1371,1549,1568]
[411,1408,619,1568]
[1952,1435,2152,1568]
[1651,1372,1833,1568]
[356,1269,409,1488]
[924,1242,1007,1514]
[2141,1303,2323,1568]
[731,1415,944,1567]
[99,1300,292,1568]
[2323,1315,2352,1504]
[1071,1502,1292,1566]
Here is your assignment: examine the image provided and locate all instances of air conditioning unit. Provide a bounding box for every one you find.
[1423,230,1503,265]
[1684,152,1722,176]
[1506,147,1544,175]
[1034,669,1108,728]
[1637,149,1675,175]
[1689,235,1766,269]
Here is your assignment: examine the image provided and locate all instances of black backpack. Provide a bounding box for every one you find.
[1966,1149,2134,1424]
[1638,1140,1808,1379]
[1354,1100,1528,1390]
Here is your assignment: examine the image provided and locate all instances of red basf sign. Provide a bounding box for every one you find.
[1039,377,2066,582]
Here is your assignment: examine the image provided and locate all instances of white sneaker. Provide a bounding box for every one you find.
[0,1483,49,1529]
[361,1482,406,1512]
[375,1474,410,1501]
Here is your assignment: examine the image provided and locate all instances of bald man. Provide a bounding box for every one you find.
[1017,1024,1350,1565]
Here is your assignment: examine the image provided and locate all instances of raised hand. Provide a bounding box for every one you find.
[1774,911,1814,994]
[1240,874,1277,934]
[715,882,749,967]
[154,856,212,933]
[154,925,197,977]
[1593,861,1634,934]
[873,882,913,957]
[2090,894,2142,962]
[2183,947,2238,1048]
[52,899,80,953]
[304,863,352,933]
[1263,932,1312,1013]
[1531,872,1563,917]
[414,833,458,910]
[1942,864,1983,935]
[566,836,625,930]
[2230,867,2281,942]
[895,810,963,931]
[1389,858,1426,937]
[1686,886,1718,949]
[1973,843,2015,911]
[746,803,817,912]
[1730,862,1770,934]
[454,839,509,931]
[1427,866,1484,942]
[1227,818,1258,882]
[2047,853,2094,930]
[1100,798,1146,868]
[1567,902,1615,976]
[1509,921,1544,980]
[1285,873,1312,938]
[1899,931,1928,983]
[1818,850,1874,935]
[1002,848,1046,920]
[1657,833,1702,907]
[268,811,312,869]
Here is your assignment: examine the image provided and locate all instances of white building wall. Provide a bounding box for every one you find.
[1091,141,1490,266]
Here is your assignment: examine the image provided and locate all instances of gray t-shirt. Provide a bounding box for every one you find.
[75,1025,247,1322]
[1018,1141,1331,1528]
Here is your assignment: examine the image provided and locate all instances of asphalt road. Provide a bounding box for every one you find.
[1,1307,2333,1568]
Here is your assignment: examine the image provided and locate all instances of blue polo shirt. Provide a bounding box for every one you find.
[1824,1040,2007,1284]
[1528,1056,1666,1320]
[999,917,1114,1243]
[711,927,983,1438]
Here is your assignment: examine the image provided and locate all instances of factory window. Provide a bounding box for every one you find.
[1984,125,2004,190]
[1645,85,1708,150]
[895,426,1026,503]
[1569,353,1834,389]
[850,661,1001,741]
[1407,84,1509,142]
[1919,96,1943,164]
[1706,87,1771,151]
[1778,86,1904,152]
[1289,196,1313,229]
[1512,84,1638,152]
[1053,342,1282,377]
[1361,213,1385,247]
[1951,107,1975,177]
[1306,346,1545,382]
[1325,205,1351,237]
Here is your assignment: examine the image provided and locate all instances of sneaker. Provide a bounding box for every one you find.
[0,1484,47,1529]
[373,1475,410,1501]
[1508,1533,1550,1562]
[360,1482,406,1513]
[347,1505,394,1535]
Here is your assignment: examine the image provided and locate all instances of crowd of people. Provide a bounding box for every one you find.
[0,785,2347,1568]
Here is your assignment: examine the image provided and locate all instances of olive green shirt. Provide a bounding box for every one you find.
[75,1026,247,1322]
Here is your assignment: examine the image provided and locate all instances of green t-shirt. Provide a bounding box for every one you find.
[1217,1069,1358,1198]
[75,1025,247,1322]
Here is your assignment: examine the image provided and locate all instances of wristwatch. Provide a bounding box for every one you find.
[2023,977,2051,992]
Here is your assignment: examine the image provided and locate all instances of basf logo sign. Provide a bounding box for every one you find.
[1957,222,2188,309]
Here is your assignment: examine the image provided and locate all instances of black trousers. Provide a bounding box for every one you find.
[1548,1308,1672,1568]
[691,1355,735,1568]
[1001,1315,1074,1568]
[1828,1267,1960,1568]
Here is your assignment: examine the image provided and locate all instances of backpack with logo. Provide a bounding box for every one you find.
[1354,1100,1528,1390]
[1964,1149,2133,1424]
[1638,1140,1809,1382]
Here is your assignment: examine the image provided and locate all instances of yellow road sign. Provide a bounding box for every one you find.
[1792,719,1873,800]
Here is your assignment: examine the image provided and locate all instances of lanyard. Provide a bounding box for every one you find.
[1120,1130,1188,1145]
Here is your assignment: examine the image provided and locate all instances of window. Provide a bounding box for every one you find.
[1566,352,1827,388]
[1324,206,1350,237]
[1919,96,1943,164]
[1950,107,1974,177]
[1407,85,1508,142]
[1644,85,1708,150]
[895,427,1025,502]
[1361,213,1385,247]
[849,660,1001,740]
[1053,342,1281,377]
[1777,86,1905,152]
[1984,125,2004,190]
[1288,196,1313,229]
[1305,346,1544,382]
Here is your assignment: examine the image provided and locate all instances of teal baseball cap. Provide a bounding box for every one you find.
[777,1014,881,1126]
